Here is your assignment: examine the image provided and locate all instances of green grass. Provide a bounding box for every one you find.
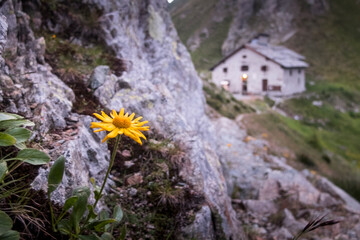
[203,81,254,119]
[45,34,110,75]
[170,0,232,70]
[243,111,360,200]
[286,0,360,89]
[191,17,233,70]
[171,0,218,44]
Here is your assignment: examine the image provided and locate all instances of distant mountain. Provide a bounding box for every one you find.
[170,0,360,89]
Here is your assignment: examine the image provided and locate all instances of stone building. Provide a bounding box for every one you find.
[210,34,308,96]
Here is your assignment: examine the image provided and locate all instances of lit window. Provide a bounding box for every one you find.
[261,65,268,72]
[241,65,249,71]
[223,67,228,73]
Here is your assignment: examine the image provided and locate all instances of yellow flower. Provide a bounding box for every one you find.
[91,109,149,145]
[52,34,56,38]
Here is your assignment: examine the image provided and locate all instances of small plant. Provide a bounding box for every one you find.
[47,109,149,239]
[293,215,339,240]
[0,112,51,240]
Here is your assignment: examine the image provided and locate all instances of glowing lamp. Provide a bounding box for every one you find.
[242,73,248,80]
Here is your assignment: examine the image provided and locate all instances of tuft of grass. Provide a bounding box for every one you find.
[293,215,339,240]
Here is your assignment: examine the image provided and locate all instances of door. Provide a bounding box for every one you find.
[262,79,268,91]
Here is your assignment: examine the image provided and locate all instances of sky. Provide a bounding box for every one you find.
[167,0,174,3]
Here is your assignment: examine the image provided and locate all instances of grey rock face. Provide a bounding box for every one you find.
[88,65,110,90]
[85,0,244,239]
[180,205,215,240]
[32,116,111,206]
[0,1,110,208]
[222,0,329,55]
[212,116,360,239]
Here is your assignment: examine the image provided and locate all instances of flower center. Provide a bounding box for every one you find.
[112,116,131,128]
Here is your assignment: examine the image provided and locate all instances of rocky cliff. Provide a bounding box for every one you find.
[0,0,242,239]
[1,0,360,239]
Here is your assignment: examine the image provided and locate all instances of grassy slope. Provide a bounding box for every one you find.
[171,0,360,199]
[170,0,232,70]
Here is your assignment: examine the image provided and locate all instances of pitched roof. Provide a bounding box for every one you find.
[210,40,309,70]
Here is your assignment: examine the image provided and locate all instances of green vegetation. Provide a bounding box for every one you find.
[286,0,360,89]
[191,17,233,70]
[171,0,218,44]
[0,112,50,240]
[45,33,112,77]
[203,81,254,119]
[171,0,232,70]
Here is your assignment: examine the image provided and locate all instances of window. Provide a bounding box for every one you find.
[289,69,293,76]
[261,65,268,72]
[243,55,247,59]
[298,69,301,74]
[221,80,230,91]
[241,65,249,71]
[223,67,228,73]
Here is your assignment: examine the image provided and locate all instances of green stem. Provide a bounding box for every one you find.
[92,135,121,210]
[48,192,57,232]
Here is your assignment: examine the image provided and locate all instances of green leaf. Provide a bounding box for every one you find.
[113,205,123,223]
[14,142,26,150]
[5,128,31,143]
[87,205,97,220]
[0,211,13,234]
[0,230,20,240]
[0,133,16,147]
[99,210,109,220]
[63,196,78,211]
[87,219,116,232]
[71,187,90,234]
[15,149,50,165]
[101,233,113,240]
[48,156,65,194]
[0,113,23,121]
[117,225,126,240]
[0,161,7,183]
[0,119,34,130]
[79,235,100,240]
[99,210,110,231]
[58,219,72,235]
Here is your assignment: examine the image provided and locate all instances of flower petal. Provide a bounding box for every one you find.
[129,113,135,121]
[135,126,150,131]
[124,129,142,145]
[119,108,124,116]
[101,111,113,121]
[91,122,116,131]
[102,128,120,143]
[112,109,118,118]
[132,116,143,123]
[130,129,146,140]
[133,120,148,127]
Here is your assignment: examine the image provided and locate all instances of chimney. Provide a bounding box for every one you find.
[256,33,269,45]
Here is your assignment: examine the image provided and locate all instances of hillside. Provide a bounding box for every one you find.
[1,0,360,239]
[170,0,360,200]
